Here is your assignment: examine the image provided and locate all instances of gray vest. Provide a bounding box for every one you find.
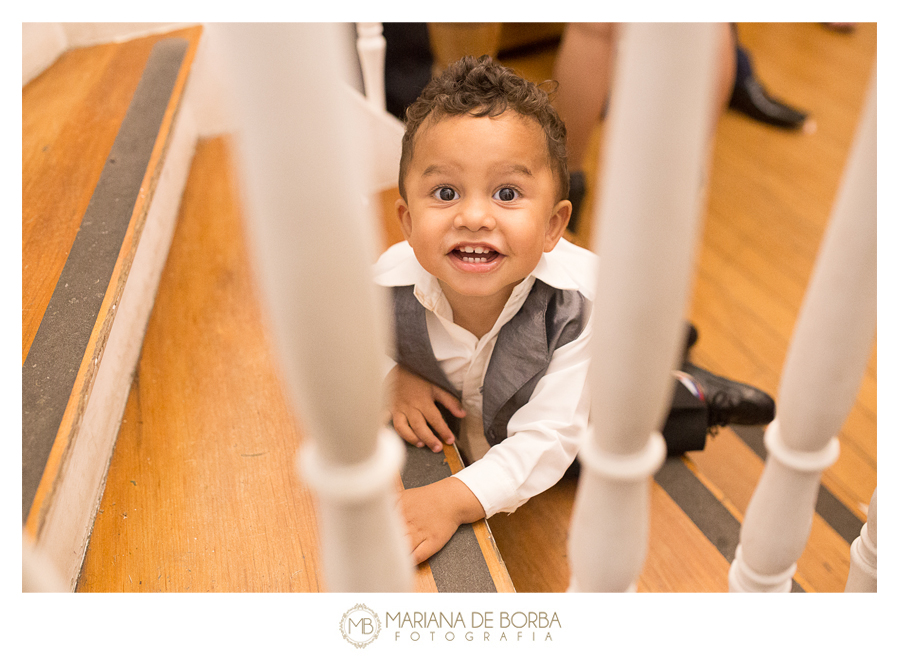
[390,281,590,446]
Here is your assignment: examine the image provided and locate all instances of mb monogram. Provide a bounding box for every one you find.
[339,604,382,648]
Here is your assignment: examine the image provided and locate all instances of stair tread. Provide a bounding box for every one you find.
[22,26,202,531]
[23,26,201,359]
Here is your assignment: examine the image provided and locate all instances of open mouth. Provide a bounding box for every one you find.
[451,245,501,264]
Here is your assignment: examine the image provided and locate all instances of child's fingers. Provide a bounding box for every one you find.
[420,405,456,445]
[431,386,466,418]
[392,408,444,452]
[404,411,445,453]
[392,412,426,448]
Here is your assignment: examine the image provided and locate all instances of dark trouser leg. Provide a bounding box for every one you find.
[563,378,706,479]
[382,23,433,120]
[660,379,708,455]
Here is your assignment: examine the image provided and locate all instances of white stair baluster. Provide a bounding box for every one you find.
[845,488,877,592]
[568,23,718,592]
[728,73,876,593]
[356,22,387,111]
[210,23,413,592]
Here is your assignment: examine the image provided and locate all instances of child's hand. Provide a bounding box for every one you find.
[386,365,465,452]
[399,478,485,564]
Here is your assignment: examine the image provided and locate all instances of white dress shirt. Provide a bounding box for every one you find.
[373,238,598,517]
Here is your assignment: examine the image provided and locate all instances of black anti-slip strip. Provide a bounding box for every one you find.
[22,38,189,523]
[401,444,497,592]
[654,456,805,592]
[730,425,865,545]
[654,457,742,562]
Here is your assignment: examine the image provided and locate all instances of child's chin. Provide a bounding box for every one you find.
[444,279,519,301]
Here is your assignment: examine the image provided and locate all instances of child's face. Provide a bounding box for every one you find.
[397,111,571,308]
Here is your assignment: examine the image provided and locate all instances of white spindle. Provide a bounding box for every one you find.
[568,23,718,592]
[356,22,387,111]
[845,488,877,592]
[729,74,876,593]
[210,23,413,592]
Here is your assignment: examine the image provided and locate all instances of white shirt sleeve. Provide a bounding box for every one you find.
[452,318,592,517]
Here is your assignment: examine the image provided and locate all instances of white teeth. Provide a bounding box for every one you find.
[456,246,495,263]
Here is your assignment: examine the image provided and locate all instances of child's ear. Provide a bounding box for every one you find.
[396,197,413,240]
[544,199,572,251]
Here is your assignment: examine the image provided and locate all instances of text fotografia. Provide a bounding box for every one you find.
[386,611,561,642]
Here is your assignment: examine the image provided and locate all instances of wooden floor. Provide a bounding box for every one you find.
[486,22,877,592]
[75,23,876,592]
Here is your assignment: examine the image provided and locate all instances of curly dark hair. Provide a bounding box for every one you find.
[398,55,569,202]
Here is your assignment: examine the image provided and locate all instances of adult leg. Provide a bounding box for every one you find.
[552,22,617,171]
[727,26,812,131]
[555,23,734,233]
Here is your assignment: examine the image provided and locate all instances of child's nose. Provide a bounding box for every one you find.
[454,196,496,231]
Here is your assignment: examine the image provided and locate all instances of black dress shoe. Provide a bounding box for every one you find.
[678,363,776,429]
[728,45,809,130]
[729,75,809,130]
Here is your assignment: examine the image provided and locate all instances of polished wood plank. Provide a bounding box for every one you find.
[637,482,732,593]
[483,479,576,593]
[78,137,326,592]
[23,42,130,362]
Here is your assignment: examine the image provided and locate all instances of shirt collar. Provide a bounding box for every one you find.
[530,242,581,291]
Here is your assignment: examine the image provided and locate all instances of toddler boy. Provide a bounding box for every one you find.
[374,55,772,564]
[374,55,592,564]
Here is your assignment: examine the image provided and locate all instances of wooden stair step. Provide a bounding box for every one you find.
[22,25,202,589]
[78,136,514,593]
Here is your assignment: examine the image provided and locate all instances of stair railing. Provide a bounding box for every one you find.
[728,75,877,592]
[210,23,413,592]
[566,22,719,591]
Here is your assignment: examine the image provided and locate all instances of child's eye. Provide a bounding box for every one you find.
[493,187,520,202]
[433,187,459,202]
